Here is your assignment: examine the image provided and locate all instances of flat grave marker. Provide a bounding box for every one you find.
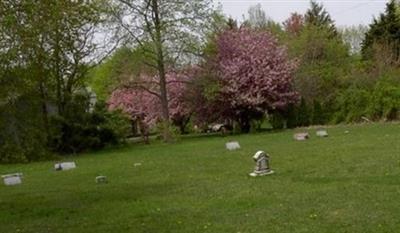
[294,133,309,141]
[226,141,241,151]
[2,173,23,186]
[54,162,76,171]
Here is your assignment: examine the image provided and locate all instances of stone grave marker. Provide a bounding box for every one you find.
[294,133,309,141]
[316,129,328,137]
[249,151,274,177]
[2,173,23,186]
[54,162,76,171]
[226,141,240,151]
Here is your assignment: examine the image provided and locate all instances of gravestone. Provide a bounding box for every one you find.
[2,173,23,186]
[316,129,328,137]
[54,162,76,171]
[294,133,309,141]
[249,151,274,177]
[96,176,107,184]
[226,141,240,151]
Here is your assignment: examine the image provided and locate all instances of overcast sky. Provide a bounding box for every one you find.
[216,0,389,27]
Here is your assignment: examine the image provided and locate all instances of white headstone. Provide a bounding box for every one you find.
[2,173,23,186]
[55,162,76,171]
[294,133,309,141]
[316,130,328,137]
[226,141,240,150]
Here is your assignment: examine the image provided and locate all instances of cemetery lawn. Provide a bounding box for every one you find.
[1,123,400,233]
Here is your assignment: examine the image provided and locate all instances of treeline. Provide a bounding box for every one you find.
[1,0,400,163]
[277,1,400,128]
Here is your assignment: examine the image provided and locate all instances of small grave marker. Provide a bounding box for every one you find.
[226,141,240,151]
[2,173,23,186]
[316,129,328,137]
[54,162,76,171]
[294,133,309,141]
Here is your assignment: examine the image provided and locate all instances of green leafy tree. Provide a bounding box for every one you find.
[0,0,118,161]
[289,25,349,103]
[88,45,155,101]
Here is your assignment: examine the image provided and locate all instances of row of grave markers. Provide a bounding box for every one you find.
[294,129,329,141]
[2,129,333,186]
[2,162,108,186]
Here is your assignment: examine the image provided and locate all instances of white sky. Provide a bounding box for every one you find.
[216,0,389,26]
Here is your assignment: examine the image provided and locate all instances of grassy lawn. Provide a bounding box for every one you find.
[1,123,400,233]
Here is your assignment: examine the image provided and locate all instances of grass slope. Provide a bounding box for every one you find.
[0,123,400,233]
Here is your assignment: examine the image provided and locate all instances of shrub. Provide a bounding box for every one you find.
[285,104,299,129]
[0,94,51,163]
[270,112,285,130]
[297,98,311,126]
[368,80,400,120]
[49,96,131,154]
[312,100,325,125]
[155,121,181,142]
[333,88,371,123]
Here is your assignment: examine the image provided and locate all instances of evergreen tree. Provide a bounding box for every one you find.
[305,1,337,37]
[361,0,400,62]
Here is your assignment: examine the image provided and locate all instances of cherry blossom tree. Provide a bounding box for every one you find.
[108,69,195,141]
[195,28,299,132]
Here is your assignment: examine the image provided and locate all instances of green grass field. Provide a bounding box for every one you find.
[1,123,400,233]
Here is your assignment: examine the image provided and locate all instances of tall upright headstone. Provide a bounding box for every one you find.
[249,151,274,177]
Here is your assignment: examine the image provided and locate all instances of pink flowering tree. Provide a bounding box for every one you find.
[194,27,299,132]
[108,69,194,138]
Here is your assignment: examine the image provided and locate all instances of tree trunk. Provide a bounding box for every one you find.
[152,0,171,142]
[238,115,251,133]
[38,81,50,144]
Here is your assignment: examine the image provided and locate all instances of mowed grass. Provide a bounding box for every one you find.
[1,123,400,233]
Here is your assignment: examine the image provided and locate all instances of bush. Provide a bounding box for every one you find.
[333,88,371,123]
[269,112,285,129]
[368,80,400,120]
[49,96,131,154]
[312,100,325,125]
[0,94,52,163]
[332,79,400,123]
[297,98,311,126]
[285,104,298,129]
[155,121,181,142]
